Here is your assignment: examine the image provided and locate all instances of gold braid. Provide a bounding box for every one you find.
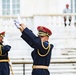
[41,41,49,50]
[0,45,2,55]
[37,42,51,57]
[0,45,7,56]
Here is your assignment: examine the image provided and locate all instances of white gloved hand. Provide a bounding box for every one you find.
[14,20,21,28]
[14,14,22,28]
[17,14,22,24]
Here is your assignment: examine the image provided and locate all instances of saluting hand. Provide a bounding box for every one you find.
[14,14,26,32]
[14,14,22,28]
[14,20,21,28]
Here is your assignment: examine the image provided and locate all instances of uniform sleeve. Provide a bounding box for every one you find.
[21,32,36,48]
[21,27,42,49]
[2,45,11,54]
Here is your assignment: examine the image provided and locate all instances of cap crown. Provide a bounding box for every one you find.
[0,31,5,37]
[37,26,52,36]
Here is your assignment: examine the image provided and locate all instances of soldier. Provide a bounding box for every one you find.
[14,18,54,75]
[0,31,11,75]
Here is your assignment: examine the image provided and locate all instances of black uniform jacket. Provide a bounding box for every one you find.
[0,43,11,60]
[21,27,54,66]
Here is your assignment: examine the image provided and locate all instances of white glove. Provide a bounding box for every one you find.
[14,14,22,28]
[14,20,21,28]
[17,14,22,24]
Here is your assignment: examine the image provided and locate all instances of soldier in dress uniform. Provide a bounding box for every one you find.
[0,31,11,75]
[14,17,54,75]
